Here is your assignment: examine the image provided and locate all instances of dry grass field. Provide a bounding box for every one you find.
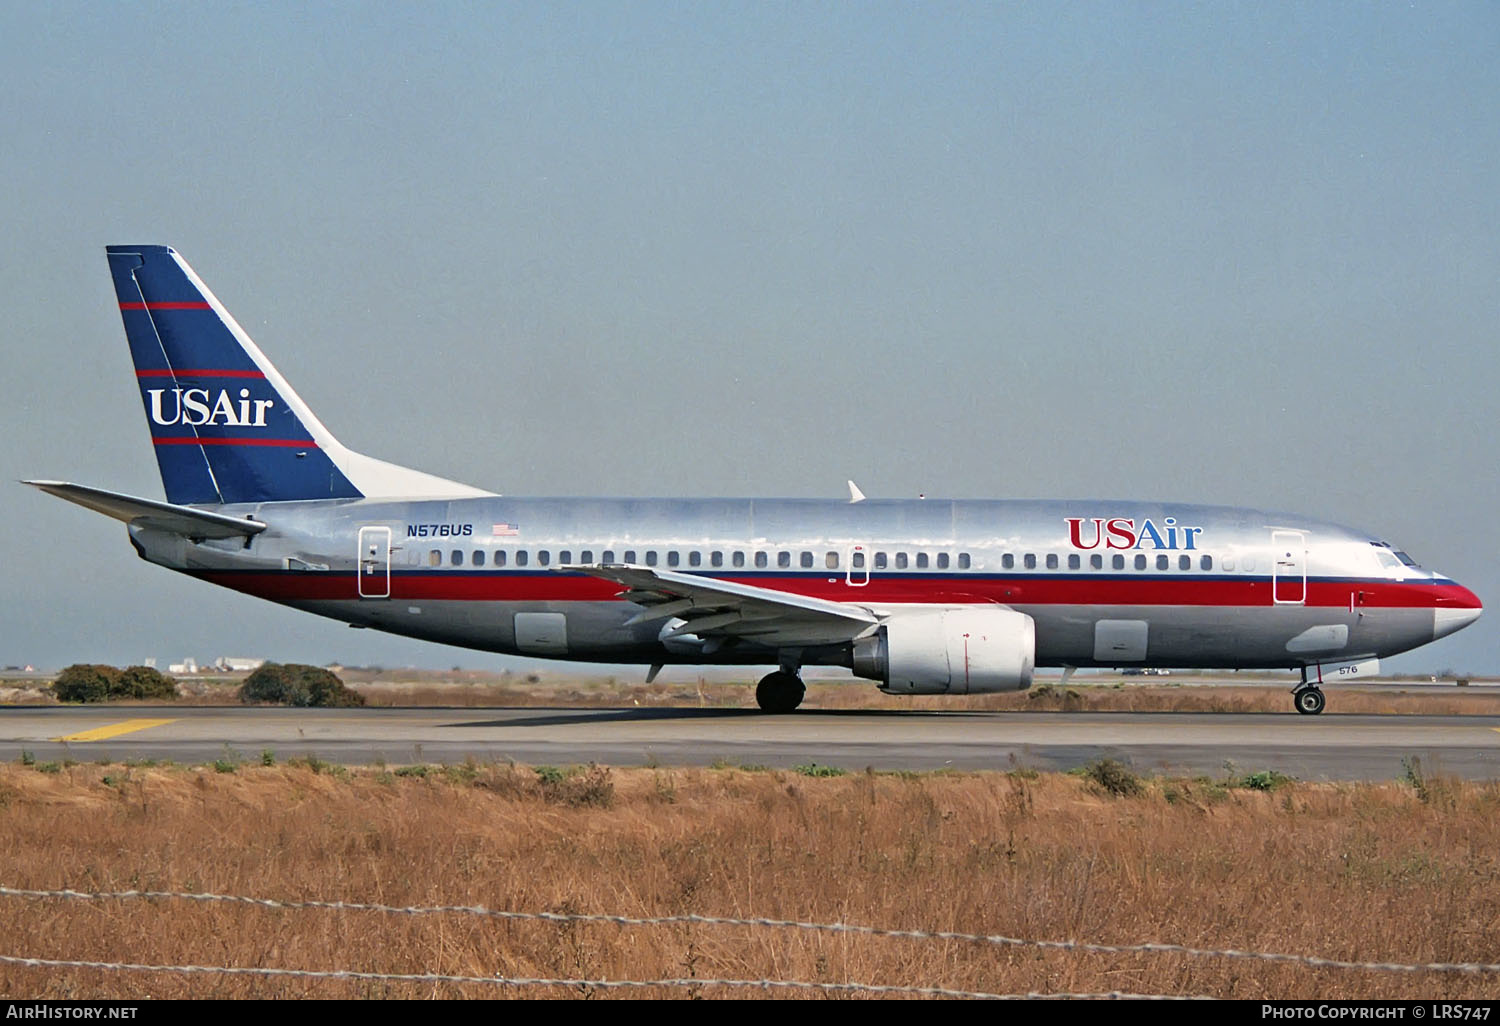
[1,758,1498,999]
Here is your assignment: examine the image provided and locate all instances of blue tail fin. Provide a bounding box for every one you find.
[106,246,487,506]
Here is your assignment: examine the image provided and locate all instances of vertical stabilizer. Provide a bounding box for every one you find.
[106,245,490,505]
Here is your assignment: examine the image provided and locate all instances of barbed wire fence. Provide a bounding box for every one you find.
[4,885,1497,999]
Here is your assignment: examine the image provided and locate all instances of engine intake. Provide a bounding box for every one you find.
[853,607,1035,694]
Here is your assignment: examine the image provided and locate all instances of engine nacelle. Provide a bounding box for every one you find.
[852,607,1035,694]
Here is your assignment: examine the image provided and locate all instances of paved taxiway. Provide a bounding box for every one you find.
[3,706,1499,779]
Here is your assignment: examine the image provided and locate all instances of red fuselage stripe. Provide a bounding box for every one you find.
[192,571,1476,610]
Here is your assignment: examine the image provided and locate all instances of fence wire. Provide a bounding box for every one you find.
[0,954,1205,1000]
[3,885,1496,976]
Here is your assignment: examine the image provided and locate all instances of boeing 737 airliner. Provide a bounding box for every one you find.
[27,246,1483,713]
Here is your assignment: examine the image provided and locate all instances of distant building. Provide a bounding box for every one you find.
[214,657,264,672]
[168,658,198,675]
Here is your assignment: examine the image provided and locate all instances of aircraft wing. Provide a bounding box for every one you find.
[559,564,879,647]
[24,481,267,539]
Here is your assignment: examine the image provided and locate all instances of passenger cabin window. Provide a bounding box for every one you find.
[778,551,791,568]
[429,549,441,567]
[916,553,929,569]
[1156,554,1169,571]
[957,553,969,570]
[1135,554,1147,570]
[754,552,767,568]
[623,550,636,564]
[450,550,463,567]
[825,552,839,570]
[1200,555,1211,571]
[801,551,814,568]
[1179,554,1191,571]
[1001,554,1014,570]
[1090,554,1103,570]
[689,551,701,567]
[1023,554,1036,570]
[667,551,679,567]
[1045,554,1058,570]
[473,551,485,567]
[710,551,723,568]
[1113,554,1125,570]
[579,550,592,564]
[537,550,550,567]
[1068,554,1080,570]
[852,551,866,569]
[645,551,658,567]
[936,553,949,569]
[516,551,529,567]
[733,551,745,568]
[495,551,507,568]
[896,552,909,569]
[559,550,571,565]
[878,552,890,570]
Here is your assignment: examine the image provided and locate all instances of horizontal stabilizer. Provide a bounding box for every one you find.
[23,481,266,539]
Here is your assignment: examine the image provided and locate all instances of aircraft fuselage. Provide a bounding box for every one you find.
[128,495,1479,673]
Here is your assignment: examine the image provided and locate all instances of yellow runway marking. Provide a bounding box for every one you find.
[53,719,178,742]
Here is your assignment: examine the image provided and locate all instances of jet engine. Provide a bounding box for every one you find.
[852,607,1035,694]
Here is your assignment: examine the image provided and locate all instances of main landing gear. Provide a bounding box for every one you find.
[755,670,806,713]
[1292,668,1325,715]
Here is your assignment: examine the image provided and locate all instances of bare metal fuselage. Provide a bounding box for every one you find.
[128,494,1478,674]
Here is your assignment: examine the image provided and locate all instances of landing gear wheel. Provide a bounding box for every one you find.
[1294,687,1326,716]
[755,671,806,713]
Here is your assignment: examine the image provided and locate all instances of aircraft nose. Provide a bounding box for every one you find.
[1433,584,1483,641]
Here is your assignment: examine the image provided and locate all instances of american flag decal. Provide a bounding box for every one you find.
[492,523,520,536]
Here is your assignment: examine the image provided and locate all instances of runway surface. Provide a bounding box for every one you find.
[3,705,1500,779]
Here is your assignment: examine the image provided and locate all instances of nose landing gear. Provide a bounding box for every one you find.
[1292,667,1326,715]
[1293,686,1326,715]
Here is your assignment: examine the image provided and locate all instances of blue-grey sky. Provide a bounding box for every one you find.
[2,2,1495,675]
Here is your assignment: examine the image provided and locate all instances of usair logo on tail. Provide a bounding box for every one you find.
[146,387,275,428]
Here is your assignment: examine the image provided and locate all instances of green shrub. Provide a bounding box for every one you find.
[51,664,178,702]
[535,764,615,807]
[238,663,365,707]
[52,664,122,703]
[793,763,847,778]
[1083,757,1144,798]
[1238,770,1295,792]
[115,665,178,700]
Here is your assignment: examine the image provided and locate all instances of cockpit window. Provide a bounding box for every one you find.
[1374,548,1404,577]
[1372,541,1420,569]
